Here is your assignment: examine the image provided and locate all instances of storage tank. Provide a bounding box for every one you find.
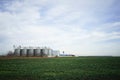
[52,50,55,56]
[51,49,54,56]
[33,49,41,56]
[48,49,52,57]
[27,49,34,56]
[20,48,27,56]
[44,48,48,55]
[40,49,47,57]
[14,49,20,56]
[13,46,60,57]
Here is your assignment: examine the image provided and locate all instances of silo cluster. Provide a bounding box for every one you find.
[14,46,60,57]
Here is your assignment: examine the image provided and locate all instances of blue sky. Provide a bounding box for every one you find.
[0,0,120,56]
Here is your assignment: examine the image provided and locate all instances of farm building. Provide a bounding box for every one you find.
[14,46,60,57]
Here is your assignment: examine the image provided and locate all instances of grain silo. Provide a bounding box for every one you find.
[14,49,20,56]
[48,49,53,57]
[40,49,44,57]
[40,48,48,57]
[44,48,49,55]
[20,47,27,56]
[33,48,41,56]
[13,46,60,57]
[27,48,34,56]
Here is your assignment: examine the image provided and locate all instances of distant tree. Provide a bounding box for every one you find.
[71,55,75,57]
[6,51,14,56]
[55,55,58,58]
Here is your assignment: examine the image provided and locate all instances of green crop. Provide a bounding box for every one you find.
[0,57,120,80]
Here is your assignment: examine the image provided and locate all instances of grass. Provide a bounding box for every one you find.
[0,57,120,80]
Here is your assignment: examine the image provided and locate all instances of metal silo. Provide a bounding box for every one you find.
[33,48,40,56]
[20,48,27,56]
[14,46,60,57]
[48,49,52,57]
[27,48,34,56]
[44,48,48,55]
[40,48,47,57]
[52,50,55,57]
[20,49,22,56]
[33,49,36,56]
[40,49,44,57]
[14,48,20,56]
[51,49,54,57]
[43,47,50,57]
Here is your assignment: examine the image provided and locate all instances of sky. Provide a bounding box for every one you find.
[0,0,120,56]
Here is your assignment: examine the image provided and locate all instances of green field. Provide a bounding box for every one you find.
[0,57,120,80]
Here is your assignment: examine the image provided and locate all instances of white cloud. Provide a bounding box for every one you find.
[0,0,120,56]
